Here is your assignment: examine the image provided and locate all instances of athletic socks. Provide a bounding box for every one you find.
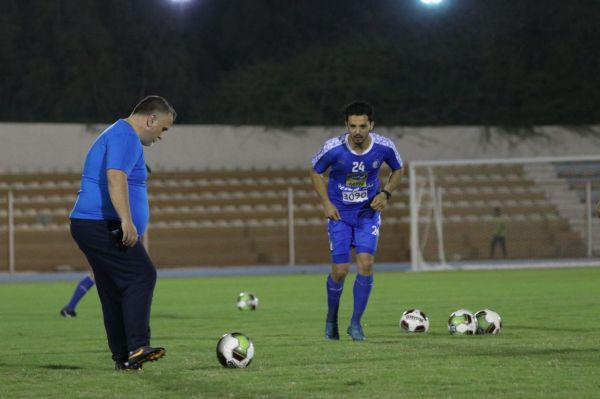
[350,273,373,326]
[65,275,95,311]
[327,273,374,326]
[326,275,344,323]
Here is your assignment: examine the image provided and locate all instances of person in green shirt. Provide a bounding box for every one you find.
[490,207,507,258]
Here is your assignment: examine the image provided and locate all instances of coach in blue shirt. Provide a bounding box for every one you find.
[70,95,175,370]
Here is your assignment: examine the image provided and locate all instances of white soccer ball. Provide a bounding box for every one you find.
[399,309,430,333]
[216,332,255,368]
[236,292,258,310]
[448,309,477,335]
[475,309,502,334]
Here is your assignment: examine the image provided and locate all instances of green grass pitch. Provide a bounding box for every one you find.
[1,267,599,398]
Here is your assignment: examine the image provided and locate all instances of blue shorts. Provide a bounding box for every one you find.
[327,210,381,264]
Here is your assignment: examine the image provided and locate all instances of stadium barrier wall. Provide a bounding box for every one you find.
[1,123,599,171]
[2,124,600,272]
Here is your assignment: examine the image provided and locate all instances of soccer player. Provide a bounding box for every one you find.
[60,273,95,317]
[70,95,175,370]
[489,207,507,258]
[310,101,403,341]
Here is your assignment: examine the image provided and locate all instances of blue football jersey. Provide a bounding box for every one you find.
[70,119,150,235]
[311,132,403,213]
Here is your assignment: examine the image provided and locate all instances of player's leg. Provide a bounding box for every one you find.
[92,265,129,365]
[350,253,374,325]
[89,242,163,369]
[325,220,353,340]
[500,236,507,257]
[68,256,132,369]
[490,237,496,258]
[347,212,380,341]
[112,242,165,368]
[60,273,95,317]
[326,263,350,339]
[118,242,157,350]
[71,219,140,368]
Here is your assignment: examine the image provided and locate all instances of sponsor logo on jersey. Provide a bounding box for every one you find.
[345,172,367,187]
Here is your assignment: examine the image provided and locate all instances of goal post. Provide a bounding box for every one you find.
[409,155,600,271]
[409,164,447,270]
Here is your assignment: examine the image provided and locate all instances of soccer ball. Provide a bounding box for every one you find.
[475,309,502,334]
[448,309,477,335]
[236,292,258,310]
[216,332,255,368]
[399,309,430,333]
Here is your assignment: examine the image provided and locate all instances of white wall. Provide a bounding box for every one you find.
[1,122,599,171]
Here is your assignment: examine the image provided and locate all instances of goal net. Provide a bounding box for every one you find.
[409,155,600,271]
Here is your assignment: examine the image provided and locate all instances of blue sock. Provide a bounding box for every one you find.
[350,274,373,326]
[326,275,344,323]
[65,275,95,311]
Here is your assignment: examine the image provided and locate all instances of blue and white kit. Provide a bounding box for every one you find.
[311,132,403,263]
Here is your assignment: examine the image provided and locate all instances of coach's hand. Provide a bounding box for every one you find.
[323,201,341,221]
[121,219,139,247]
[370,192,389,212]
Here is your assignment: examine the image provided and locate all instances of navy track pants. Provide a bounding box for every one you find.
[70,218,157,363]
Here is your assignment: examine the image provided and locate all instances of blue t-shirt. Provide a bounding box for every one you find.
[311,132,403,215]
[70,119,149,235]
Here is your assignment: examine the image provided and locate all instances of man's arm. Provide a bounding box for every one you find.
[370,168,403,211]
[309,169,340,221]
[107,169,138,247]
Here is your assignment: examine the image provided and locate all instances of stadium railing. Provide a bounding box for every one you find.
[4,157,600,273]
[0,168,409,272]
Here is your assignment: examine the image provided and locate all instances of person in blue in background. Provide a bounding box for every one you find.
[70,95,175,370]
[310,101,403,341]
[60,273,95,317]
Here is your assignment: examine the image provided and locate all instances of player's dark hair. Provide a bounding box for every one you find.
[344,101,374,121]
[132,95,177,121]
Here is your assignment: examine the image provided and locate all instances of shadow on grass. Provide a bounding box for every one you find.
[468,347,600,357]
[509,324,597,333]
[414,340,600,358]
[152,313,195,320]
[345,380,365,386]
[40,364,83,370]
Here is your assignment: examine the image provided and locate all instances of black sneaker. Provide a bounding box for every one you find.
[125,346,166,368]
[115,361,143,371]
[60,307,76,318]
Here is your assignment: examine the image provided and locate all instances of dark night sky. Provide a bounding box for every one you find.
[1,0,598,126]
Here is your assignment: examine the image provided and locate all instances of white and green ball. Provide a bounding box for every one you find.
[236,292,259,310]
[399,309,430,333]
[475,309,502,334]
[216,332,255,368]
[448,309,477,335]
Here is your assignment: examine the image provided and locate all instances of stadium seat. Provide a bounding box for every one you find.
[2,163,591,269]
